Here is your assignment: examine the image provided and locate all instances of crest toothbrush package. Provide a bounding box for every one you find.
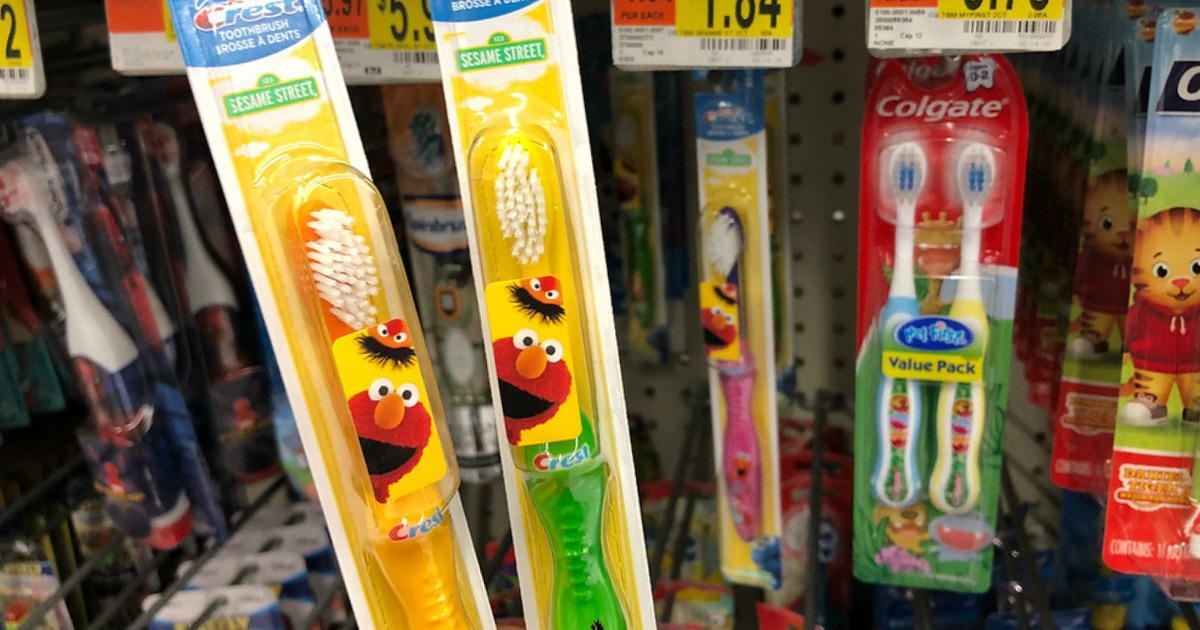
[693,69,783,589]
[1102,10,1200,583]
[854,55,1028,593]
[1051,1,1137,497]
[164,0,493,625]
[429,0,655,626]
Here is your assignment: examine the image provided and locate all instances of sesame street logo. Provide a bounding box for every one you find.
[193,0,304,31]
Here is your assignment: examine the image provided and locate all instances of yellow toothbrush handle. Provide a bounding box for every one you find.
[373,509,473,629]
[930,296,988,515]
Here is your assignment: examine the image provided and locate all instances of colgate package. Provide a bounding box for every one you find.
[854,55,1028,593]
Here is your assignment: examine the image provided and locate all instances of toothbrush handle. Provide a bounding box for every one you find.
[873,376,922,508]
[719,365,761,541]
[374,512,473,630]
[625,209,655,328]
[931,381,985,514]
[527,458,627,630]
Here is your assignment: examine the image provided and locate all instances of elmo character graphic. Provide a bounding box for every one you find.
[701,283,738,352]
[358,318,417,370]
[494,328,572,444]
[509,276,565,324]
[349,376,431,503]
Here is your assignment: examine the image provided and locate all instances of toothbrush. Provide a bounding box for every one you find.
[930,143,994,515]
[706,206,762,541]
[302,207,473,629]
[153,124,244,377]
[0,158,194,546]
[486,138,626,629]
[873,142,926,509]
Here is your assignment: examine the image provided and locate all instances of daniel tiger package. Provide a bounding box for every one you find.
[1102,10,1200,584]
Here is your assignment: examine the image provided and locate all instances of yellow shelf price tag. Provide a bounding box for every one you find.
[0,0,33,69]
[937,0,1062,21]
[0,0,42,98]
[369,0,436,51]
[675,0,792,39]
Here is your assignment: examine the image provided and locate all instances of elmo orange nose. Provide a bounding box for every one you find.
[374,392,405,430]
[516,346,548,380]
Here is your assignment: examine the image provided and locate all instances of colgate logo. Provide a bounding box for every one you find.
[532,444,590,472]
[876,95,1004,122]
[386,507,445,542]
[193,0,303,31]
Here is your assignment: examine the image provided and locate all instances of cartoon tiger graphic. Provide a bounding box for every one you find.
[1121,207,1200,426]
[1067,170,1135,359]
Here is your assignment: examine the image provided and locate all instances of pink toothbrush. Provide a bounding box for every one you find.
[707,206,761,541]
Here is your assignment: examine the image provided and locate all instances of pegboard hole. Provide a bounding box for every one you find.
[790,173,802,185]
[1034,432,1047,443]
[832,49,846,62]
[789,134,802,146]
[831,209,847,223]
[832,131,846,146]
[832,252,846,263]
[832,91,846,104]
[792,286,804,298]
[789,93,801,105]
[833,358,846,370]
[644,386,656,398]
[792,251,803,262]
[832,286,846,299]
[832,4,845,17]
[794,323,805,333]
[832,323,846,335]
[832,172,846,186]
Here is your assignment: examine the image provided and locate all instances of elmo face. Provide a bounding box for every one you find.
[494,328,572,444]
[358,318,417,370]
[509,276,565,324]
[701,303,737,351]
[348,377,431,503]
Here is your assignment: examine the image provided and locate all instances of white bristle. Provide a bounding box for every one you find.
[493,142,547,265]
[705,210,743,280]
[306,208,380,330]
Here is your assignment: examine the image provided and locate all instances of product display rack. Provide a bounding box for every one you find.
[0,0,1161,627]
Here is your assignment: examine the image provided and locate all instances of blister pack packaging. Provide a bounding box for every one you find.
[854,55,1028,593]
[429,0,655,626]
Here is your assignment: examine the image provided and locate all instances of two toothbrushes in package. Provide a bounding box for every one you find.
[693,69,783,590]
[429,0,654,627]
[853,55,1028,593]
[166,0,492,626]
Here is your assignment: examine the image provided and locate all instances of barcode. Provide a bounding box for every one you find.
[699,38,788,52]
[0,68,28,79]
[390,50,438,65]
[962,20,1057,34]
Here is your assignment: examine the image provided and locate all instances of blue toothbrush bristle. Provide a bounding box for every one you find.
[968,163,986,193]
[898,161,915,192]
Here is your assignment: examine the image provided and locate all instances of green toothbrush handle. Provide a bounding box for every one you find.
[527,459,627,630]
[626,209,655,329]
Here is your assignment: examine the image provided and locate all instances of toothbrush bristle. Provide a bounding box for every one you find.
[705,208,744,281]
[889,143,926,203]
[307,208,380,330]
[494,142,548,265]
[958,144,996,204]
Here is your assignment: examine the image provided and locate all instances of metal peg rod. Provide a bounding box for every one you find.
[84,549,175,630]
[651,396,707,585]
[0,457,84,532]
[16,530,129,630]
[913,589,934,630]
[1001,463,1055,629]
[128,476,288,630]
[804,391,831,630]
[184,596,229,630]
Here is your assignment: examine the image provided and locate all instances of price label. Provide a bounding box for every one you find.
[612,0,675,27]
[675,0,792,38]
[369,0,436,51]
[323,0,368,39]
[0,0,42,98]
[937,0,1062,20]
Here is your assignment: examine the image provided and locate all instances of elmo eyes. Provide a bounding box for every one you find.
[545,289,560,300]
[398,384,420,407]
[1153,262,1170,278]
[725,313,735,324]
[542,339,564,363]
[368,377,395,401]
[529,278,541,291]
[1100,216,1114,230]
[377,324,389,337]
[711,305,724,316]
[513,328,539,349]
[394,332,408,344]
